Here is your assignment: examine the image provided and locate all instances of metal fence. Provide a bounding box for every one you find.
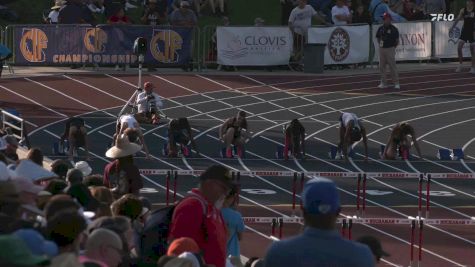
[0,22,462,71]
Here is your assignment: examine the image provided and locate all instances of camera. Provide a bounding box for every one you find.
[133,37,147,56]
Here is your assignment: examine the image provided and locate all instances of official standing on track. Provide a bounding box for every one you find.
[376,12,400,89]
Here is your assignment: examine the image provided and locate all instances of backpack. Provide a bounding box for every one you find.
[137,194,207,264]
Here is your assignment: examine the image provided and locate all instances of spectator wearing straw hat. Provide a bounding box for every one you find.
[264,177,374,267]
[47,0,65,23]
[104,134,143,197]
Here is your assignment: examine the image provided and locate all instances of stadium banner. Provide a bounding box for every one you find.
[307,25,370,64]
[372,22,431,61]
[433,21,472,58]
[216,26,293,66]
[13,25,193,65]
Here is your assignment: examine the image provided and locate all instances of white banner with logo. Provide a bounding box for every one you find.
[216,27,293,66]
[307,25,370,64]
[372,22,431,62]
[434,21,472,58]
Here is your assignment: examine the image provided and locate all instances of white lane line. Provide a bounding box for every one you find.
[63,75,128,103]
[0,84,68,119]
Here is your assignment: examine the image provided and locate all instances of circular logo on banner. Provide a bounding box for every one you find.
[448,26,461,44]
[83,28,108,53]
[20,28,48,63]
[150,30,183,63]
[328,27,350,62]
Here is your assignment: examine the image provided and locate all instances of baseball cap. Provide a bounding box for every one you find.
[177,252,205,267]
[13,229,59,258]
[199,165,235,189]
[167,237,201,256]
[10,160,57,182]
[180,0,190,7]
[3,135,18,147]
[75,161,92,176]
[357,235,390,259]
[302,177,340,215]
[144,81,154,90]
[0,235,50,266]
[383,12,392,20]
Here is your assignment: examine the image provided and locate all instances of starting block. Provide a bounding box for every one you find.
[275,146,290,159]
[328,145,354,159]
[220,145,245,158]
[162,142,191,157]
[452,148,464,160]
[52,140,68,156]
[437,149,452,160]
[437,148,464,160]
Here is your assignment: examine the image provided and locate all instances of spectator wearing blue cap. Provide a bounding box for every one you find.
[338,112,368,162]
[264,177,374,267]
[13,229,59,258]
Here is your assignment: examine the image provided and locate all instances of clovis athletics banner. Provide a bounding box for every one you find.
[217,27,293,66]
[372,22,431,61]
[434,21,472,58]
[307,25,370,65]
[14,25,193,65]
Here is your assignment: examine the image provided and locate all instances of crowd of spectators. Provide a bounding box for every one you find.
[1,122,391,267]
[282,0,451,26]
[44,0,228,26]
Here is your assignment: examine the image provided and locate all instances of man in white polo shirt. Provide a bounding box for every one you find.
[288,0,326,65]
[331,0,352,25]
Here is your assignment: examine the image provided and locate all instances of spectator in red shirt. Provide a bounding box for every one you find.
[104,134,143,198]
[169,165,235,267]
[108,7,132,24]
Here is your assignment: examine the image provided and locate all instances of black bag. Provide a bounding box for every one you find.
[137,205,176,264]
[137,194,207,264]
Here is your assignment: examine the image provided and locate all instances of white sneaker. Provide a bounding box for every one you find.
[455,65,463,73]
[377,83,387,89]
[394,84,400,89]
[469,67,475,74]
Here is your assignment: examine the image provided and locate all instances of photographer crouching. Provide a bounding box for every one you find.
[135,81,164,125]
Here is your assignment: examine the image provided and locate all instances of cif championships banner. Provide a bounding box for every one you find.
[307,25,370,64]
[217,27,293,66]
[14,25,193,65]
[372,22,431,61]
[434,21,472,58]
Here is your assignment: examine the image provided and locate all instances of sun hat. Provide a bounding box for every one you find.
[105,134,142,158]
